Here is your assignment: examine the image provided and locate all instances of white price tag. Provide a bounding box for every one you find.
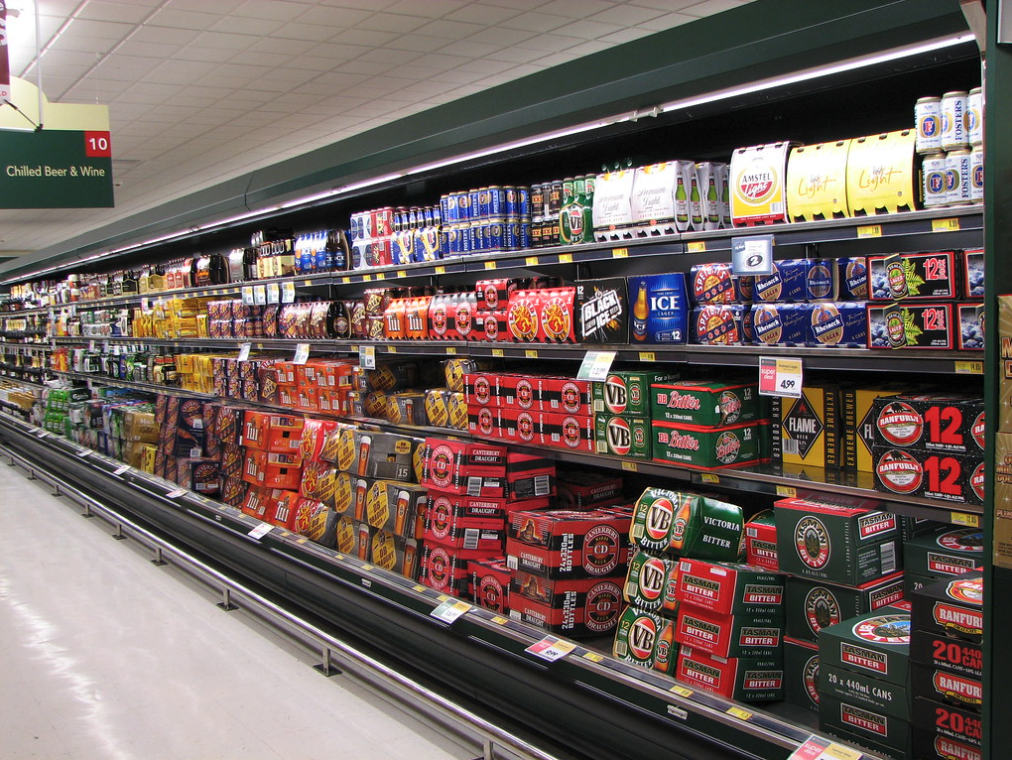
[165,488,188,498]
[293,343,310,364]
[731,235,775,276]
[241,287,255,306]
[281,281,296,304]
[113,464,130,476]
[576,350,617,382]
[787,735,863,760]
[253,285,267,305]
[430,599,471,624]
[525,636,577,662]
[359,344,376,370]
[76,448,91,458]
[237,343,252,362]
[248,522,273,539]
[266,283,280,304]
[88,340,96,351]
[103,341,110,353]
[758,356,803,398]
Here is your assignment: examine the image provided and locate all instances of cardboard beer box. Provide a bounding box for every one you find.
[612,605,678,673]
[676,646,785,701]
[818,603,912,686]
[539,376,592,416]
[592,168,636,241]
[364,480,427,537]
[785,572,906,643]
[370,529,419,580]
[750,303,809,346]
[786,139,851,222]
[744,511,778,571]
[874,447,984,505]
[592,369,681,417]
[470,557,511,614]
[650,380,760,428]
[242,449,302,490]
[352,429,423,482]
[623,550,680,616]
[911,661,982,713]
[911,697,982,760]
[676,559,785,618]
[505,451,556,502]
[910,609,982,684]
[630,488,743,561]
[821,664,912,721]
[419,542,499,597]
[629,160,693,235]
[784,636,820,713]
[627,273,690,344]
[242,410,303,454]
[292,497,338,549]
[958,302,985,351]
[556,469,625,509]
[422,437,507,498]
[651,420,763,470]
[820,694,912,755]
[868,251,960,301]
[871,394,984,455]
[691,304,748,345]
[774,496,902,585]
[839,383,910,472]
[575,278,629,344]
[175,457,220,496]
[768,385,838,469]
[424,502,505,552]
[506,508,631,580]
[508,580,623,637]
[541,412,595,453]
[264,488,301,531]
[729,141,794,227]
[511,569,624,613]
[675,605,784,658]
[594,413,651,460]
[846,129,918,216]
[333,515,372,559]
[867,302,955,349]
[688,263,749,304]
[911,571,983,644]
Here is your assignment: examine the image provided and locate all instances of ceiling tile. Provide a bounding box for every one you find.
[443,4,522,25]
[77,1,158,24]
[681,0,750,16]
[410,52,471,71]
[146,8,223,31]
[516,33,583,53]
[598,27,653,45]
[467,26,537,46]
[234,0,320,22]
[209,16,287,36]
[433,40,504,58]
[638,12,699,31]
[174,45,237,63]
[293,6,373,28]
[356,13,433,34]
[498,12,570,33]
[383,0,469,16]
[125,25,203,47]
[275,22,341,42]
[412,19,485,41]
[589,4,667,25]
[336,59,398,76]
[383,35,449,53]
[538,0,619,18]
[190,31,263,51]
[146,59,223,85]
[329,29,399,48]
[227,51,297,69]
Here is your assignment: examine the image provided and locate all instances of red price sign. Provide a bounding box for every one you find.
[759,357,778,394]
[84,131,112,157]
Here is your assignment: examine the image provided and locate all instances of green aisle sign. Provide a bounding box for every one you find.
[0,129,113,208]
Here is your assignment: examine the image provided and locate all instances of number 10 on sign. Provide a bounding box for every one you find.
[759,357,803,398]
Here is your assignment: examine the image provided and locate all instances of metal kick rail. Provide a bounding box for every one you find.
[1,443,571,760]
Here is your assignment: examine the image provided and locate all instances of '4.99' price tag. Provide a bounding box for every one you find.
[758,357,803,398]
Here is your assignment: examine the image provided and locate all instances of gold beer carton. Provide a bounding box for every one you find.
[846,129,917,216]
[729,142,797,226]
[786,139,852,222]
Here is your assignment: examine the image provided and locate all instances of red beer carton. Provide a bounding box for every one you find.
[419,542,499,597]
[470,557,511,614]
[506,508,631,579]
[541,412,595,453]
[422,437,507,497]
[508,577,623,637]
[744,510,779,570]
[675,605,784,658]
[675,558,786,617]
[242,410,304,454]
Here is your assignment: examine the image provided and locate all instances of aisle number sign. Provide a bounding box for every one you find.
[0,129,114,208]
[758,357,803,398]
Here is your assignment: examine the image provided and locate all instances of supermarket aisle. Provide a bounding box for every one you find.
[0,466,477,760]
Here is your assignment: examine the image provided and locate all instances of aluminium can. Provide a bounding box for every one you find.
[530,184,545,218]
[476,187,490,219]
[487,218,504,252]
[503,186,518,216]
[970,147,983,203]
[967,86,983,146]
[946,149,972,206]
[941,90,968,151]
[915,96,942,154]
[921,151,948,208]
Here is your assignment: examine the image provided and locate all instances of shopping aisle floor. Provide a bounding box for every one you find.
[0,466,478,760]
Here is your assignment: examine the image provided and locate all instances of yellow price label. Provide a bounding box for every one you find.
[350,345,358,352]
[955,361,984,375]
[362,274,372,281]
[686,241,707,253]
[388,346,397,353]
[342,277,351,284]
[951,512,981,528]
[612,248,629,258]
[303,279,312,286]
[335,554,345,561]
[525,349,539,358]
[413,585,426,593]
[525,256,539,267]
[485,261,497,270]
[558,253,573,263]
[296,538,307,544]
[452,601,471,612]
[822,744,864,760]
[622,461,638,472]
[582,652,605,663]
[669,685,693,698]
[361,564,373,571]
[776,485,797,497]
[491,615,509,625]
[932,218,961,232]
[492,348,504,357]
[437,594,450,602]
[376,272,385,280]
[435,266,447,274]
[726,706,753,721]
[857,225,883,238]
[638,352,656,362]
[701,473,720,484]
[397,270,407,278]
[446,346,457,355]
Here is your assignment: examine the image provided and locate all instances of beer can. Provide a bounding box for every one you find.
[504,219,519,251]
[477,187,490,219]
[970,146,983,203]
[968,86,983,146]
[941,90,968,150]
[488,185,504,216]
[531,217,544,249]
[470,221,484,253]
[517,185,530,217]
[519,217,531,250]
[946,149,972,205]
[530,184,545,218]
[456,190,471,222]
[439,194,451,224]
[915,96,942,154]
[503,186,518,216]
[921,151,948,208]
[548,180,564,214]
[469,189,480,220]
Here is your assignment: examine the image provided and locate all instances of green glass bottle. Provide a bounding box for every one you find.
[690,176,702,227]
[675,175,689,226]
[707,177,719,224]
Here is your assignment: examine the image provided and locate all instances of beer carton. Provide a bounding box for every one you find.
[911,571,983,644]
[556,469,625,509]
[688,263,749,304]
[541,412,595,453]
[470,557,511,614]
[750,303,809,346]
[729,141,794,227]
[370,529,419,580]
[785,573,906,643]
[505,452,556,502]
[820,694,912,754]
[870,394,984,455]
[675,605,784,658]
[650,380,759,428]
[911,697,982,760]
[806,301,867,348]
[628,272,689,344]
[774,497,901,585]
[958,302,985,351]
[629,161,690,235]
[845,129,918,216]
[506,508,631,580]
[874,447,984,505]
[691,304,748,345]
[821,664,911,720]
[651,420,763,470]
[575,278,628,344]
[676,558,785,618]
[592,168,636,241]
[963,248,984,299]
[910,629,981,683]
[242,449,302,490]
[630,488,743,561]
[837,257,869,300]
[241,410,303,454]
[364,480,427,537]
[868,251,960,301]
[786,139,851,222]
[769,385,837,469]
[539,376,592,416]
[623,550,680,616]
[421,437,507,497]
[612,606,678,673]
[352,429,423,482]
[744,511,778,571]
[292,497,338,549]
[911,661,982,712]
[784,636,820,713]
[592,369,681,417]
[839,383,909,472]
[818,603,912,686]
[264,488,300,531]
[867,302,955,349]
[424,502,505,552]
[508,579,623,637]
[594,414,651,459]
[675,646,784,701]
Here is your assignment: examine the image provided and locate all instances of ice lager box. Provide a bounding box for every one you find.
[729,142,794,226]
[786,139,851,222]
[470,557,511,614]
[911,661,982,712]
[911,697,982,760]
[785,572,906,643]
[592,369,681,417]
[575,278,628,344]
[870,393,984,455]
[784,636,820,713]
[903,528,983,581]
[744,511,778,571]
[675,605,783,658]
[675,558,785,617]
[820,694,912,755]
[867,302,955,349]
[652,420,762,470]
[774,497,902,585]
[650,380,759,428]
[818,603,912,686]
[363,479,427,537]
[868,251,960,301]
[613,605,678,673]
[627,272,689,344]
[506,508,631,580]
[508,579,623,637]
[630,488,743,561]
[911,572,983,644]
[594,414,651,460]
[821,663,911,720]
[676,646,784,701]
[874,447,984,505]
[845,129,918,215]
[623,550,680,615]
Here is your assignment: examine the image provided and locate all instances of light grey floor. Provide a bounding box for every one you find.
[0,464,477,760]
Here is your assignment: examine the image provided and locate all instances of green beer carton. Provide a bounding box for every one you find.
[593,369,681,417]
[631,487,743,561]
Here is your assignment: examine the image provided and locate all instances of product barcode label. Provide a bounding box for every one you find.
[466,477,483,497]
[783,439,800,456]
[507,555,519,570]
[615,640,628,656]
[534,475,551,496]
[463,528,479,551]
[881,541,897,574]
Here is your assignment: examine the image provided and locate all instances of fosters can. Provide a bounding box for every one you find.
[946,149,972,206]
[921,152,948,208]
[970,147,983,203]
[915,96,942,154]
[967,86,983,146]
[941,90,968,150]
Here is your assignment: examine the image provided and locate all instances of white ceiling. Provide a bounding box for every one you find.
[1,0,753,257]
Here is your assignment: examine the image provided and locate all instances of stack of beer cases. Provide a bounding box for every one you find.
[817,602,914,757]
[153,394,212,487]
[871,393,985,508]
[426,359,490,432]
[474,278,521,343]
[289,418,341,550]
[686,263,749,346]
[211,403,245,507]
[591,369,680,461]
[309,424,425,579]
[774,496,905,717]
[903,526,985,596]
[649,378,766,471]
[909,572,983,760]
[239,410,305,532]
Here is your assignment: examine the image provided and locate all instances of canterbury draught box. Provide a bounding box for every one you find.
[508,582,623,637]
[819,604,912,686]
[911,572,983,644]
[675,558,785,618]
[774,497,902,585]
[649,380,759,428]
[630,488,743,561]
[592,369,681,417]
[421,437,507,497]
[675,646,785,702]
[613,605,678,673]
[904,528,983,580]
[785,572,906,643]
[470,558,511,614]
[506,508,631,579]
[623,550,680,615]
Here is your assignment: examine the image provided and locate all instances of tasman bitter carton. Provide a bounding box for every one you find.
[675,558,785,618]
[818,603,912,687]
[785,572,906,643]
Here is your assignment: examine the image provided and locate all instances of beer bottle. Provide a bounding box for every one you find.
[707,177,719,224]
[690,176,702,227]
[675,175,689,225]
[632,282,649,342]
